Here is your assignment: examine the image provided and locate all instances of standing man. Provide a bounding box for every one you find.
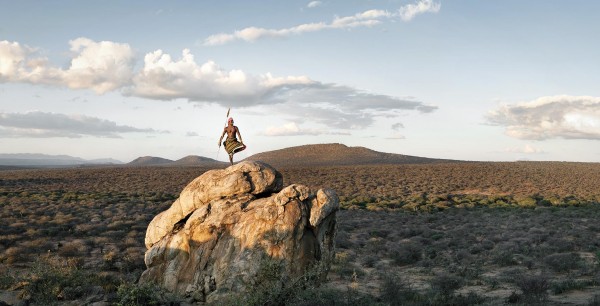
[219,117,247,165]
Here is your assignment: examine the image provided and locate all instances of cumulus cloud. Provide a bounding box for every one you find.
[398,0,441,21]
[128,49,314,105]
[0,38,135,93]
[487,95,600,140]
[0,111,157,138]
[127,48,436,128]
[203,0,439,46]
[307,1,322,8]
[1,39,436,131]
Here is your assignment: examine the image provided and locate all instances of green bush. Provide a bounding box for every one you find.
[116,282,177,306]
[19,255,90,305]
[517,197,537,208]
[231,258,333,306]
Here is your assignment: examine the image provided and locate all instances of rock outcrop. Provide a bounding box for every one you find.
[139,161,339,303]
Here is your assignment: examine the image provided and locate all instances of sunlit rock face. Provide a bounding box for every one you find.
[140,161,338,303]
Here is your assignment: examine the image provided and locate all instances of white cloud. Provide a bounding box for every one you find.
[398,0,441,22]
[128,49,314,105]
[203,0,440,46]
[264,122,321,136]
[1,40,436,131]
[60,38,135,93]
[505,144,544,154]
[487,95,600,140]
[0,38,135,93]
[0,111,157,138]
[263,122,350,136]
[127,49,437,128]
[307,1,322,8]
[0,40,34,81]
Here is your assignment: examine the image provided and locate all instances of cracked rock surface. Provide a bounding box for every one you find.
[140,161,339,303]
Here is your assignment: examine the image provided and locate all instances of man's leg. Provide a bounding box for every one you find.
[229,153,233,165]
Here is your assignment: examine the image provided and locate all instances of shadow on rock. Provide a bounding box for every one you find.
[139,161,339,304]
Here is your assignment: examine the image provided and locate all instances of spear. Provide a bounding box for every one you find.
[216,108,230,160]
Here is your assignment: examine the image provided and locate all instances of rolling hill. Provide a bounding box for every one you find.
[171,155,226,166]
[244,143,456,167]
[127,156,174,166]
[126,155,225,167]
[0,153,123,167]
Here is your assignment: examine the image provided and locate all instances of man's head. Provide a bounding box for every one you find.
[228,117,234,124]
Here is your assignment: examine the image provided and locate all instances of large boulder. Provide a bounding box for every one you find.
[139,161,339,303]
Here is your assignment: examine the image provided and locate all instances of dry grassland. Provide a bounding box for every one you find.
[0,162,599,305]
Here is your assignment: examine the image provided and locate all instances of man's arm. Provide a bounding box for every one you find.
[236,127,243,143]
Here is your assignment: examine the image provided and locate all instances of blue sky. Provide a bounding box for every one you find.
[1,0,599,162]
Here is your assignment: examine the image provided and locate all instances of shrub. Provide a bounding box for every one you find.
[513,274,550,304]
[361,254,378,268]
[58,241,86,257]
[492,249,518,267]
[18,255,90,304]
[429,273,463,298]
[234,259,332,306]
[552,278,594,294]
[516,197,537,208]
[391,241,422,266]
[335,232,353,249]
[3,246,29,264]
[589,293,600,306]
[547,238,575,253]
[116,282,178,306]
[97,271,121,293]
[0,269,16,289]
[434,292,487,306]
[285,287,358,306]
[544,253,582,272]
[379,272,420,305]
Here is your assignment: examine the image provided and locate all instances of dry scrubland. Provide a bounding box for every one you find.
[0,162,600,305]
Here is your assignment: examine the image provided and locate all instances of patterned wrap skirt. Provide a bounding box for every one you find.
[224,137,245,155]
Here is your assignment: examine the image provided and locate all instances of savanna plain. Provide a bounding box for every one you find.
[1,161,600,305]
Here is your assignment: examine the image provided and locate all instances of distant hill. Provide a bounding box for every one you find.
[0,153,123,167]
[244,143,455,167]
[171,155,226,166]
[127,156,174,166]
[0,165,31,171]
[127,155,226,167]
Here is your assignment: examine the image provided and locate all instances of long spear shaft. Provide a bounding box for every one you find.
[216,108,230,160]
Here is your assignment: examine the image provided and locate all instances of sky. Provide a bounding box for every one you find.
[1,0,599,163]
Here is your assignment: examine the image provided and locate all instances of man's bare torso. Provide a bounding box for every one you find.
[224,125,238,139]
